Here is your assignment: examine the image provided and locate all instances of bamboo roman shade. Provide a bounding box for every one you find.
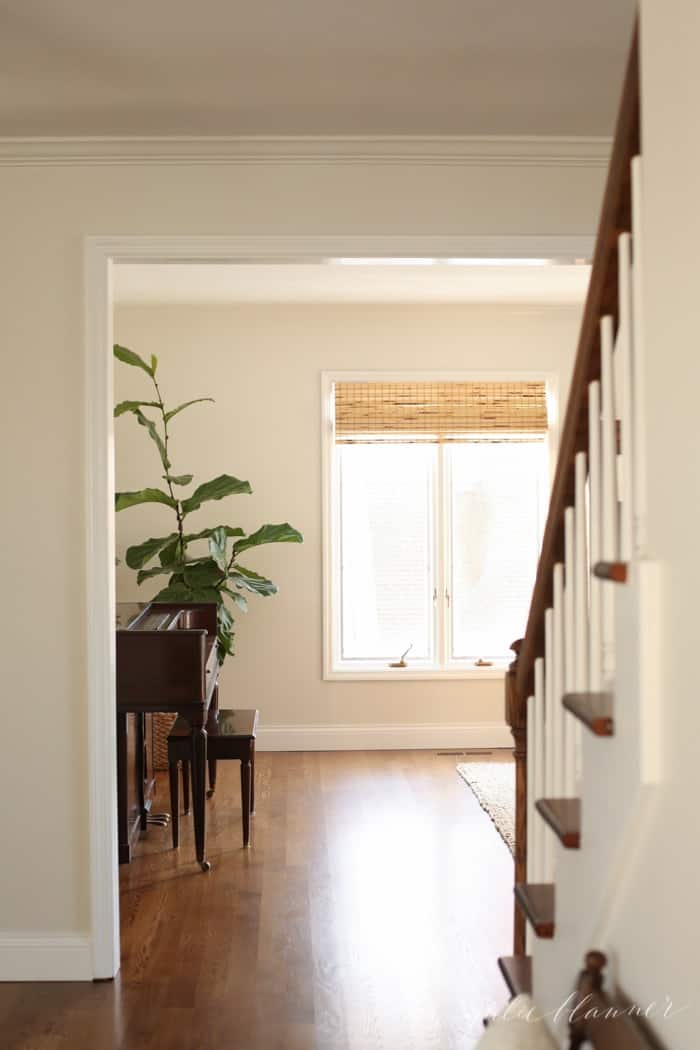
[334,381,548,444]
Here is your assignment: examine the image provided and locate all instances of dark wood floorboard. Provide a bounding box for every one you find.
[0,751,513,1049]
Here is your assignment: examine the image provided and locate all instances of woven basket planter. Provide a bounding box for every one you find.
[152,712,178,770]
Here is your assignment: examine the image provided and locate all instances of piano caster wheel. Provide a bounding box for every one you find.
[200,860,211,872]
[206,789,215,799]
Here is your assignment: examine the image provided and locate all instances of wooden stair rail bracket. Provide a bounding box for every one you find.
[506,637,527,955]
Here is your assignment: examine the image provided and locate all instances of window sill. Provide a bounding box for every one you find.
[324,666,507,682]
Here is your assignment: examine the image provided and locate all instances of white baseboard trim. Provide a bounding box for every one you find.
[0,933,92,982]
[256,721,512,752]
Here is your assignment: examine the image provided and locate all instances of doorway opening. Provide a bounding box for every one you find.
[85,235,592,979]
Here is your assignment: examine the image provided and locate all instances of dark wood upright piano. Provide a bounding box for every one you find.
[116,601,220,870]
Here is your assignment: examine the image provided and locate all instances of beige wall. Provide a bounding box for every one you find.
[114,302,580,734]
[0,155,601,941]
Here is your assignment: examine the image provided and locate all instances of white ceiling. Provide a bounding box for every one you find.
[113,262,591,306]
[0,1,636,136]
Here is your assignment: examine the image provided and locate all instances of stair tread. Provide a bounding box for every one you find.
[497,955,532,998]
[536,797,581,848]
[563,691,614,736]
[593,560,628,583]
[514,883,555,939]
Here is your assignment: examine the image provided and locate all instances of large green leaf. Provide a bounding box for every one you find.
[233,522,303,557]
[115,488,178,512]
[153,579,193,603]
[115,399,160,417]
[184,525,245,542]
[217,627,235,662]
[159,537,181,566]
[157,526,245,568]
[181,474,252,515]
[137,557,218,585]
[229,564,278,597]
[184,558,224,588]
[134,409,170,470]
[186,585,222,603]
[163,474,193,486]
[208,526,229,572]
[154,579,220,604]
[222,585,248,612]
[137,563,184,585]
[136,558,214,583]
[125,533,178,570]
[164,398,214,423]
[114,344,154,376]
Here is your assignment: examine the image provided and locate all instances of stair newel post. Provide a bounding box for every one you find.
[506,637,527,955]
[569,950,607,1050]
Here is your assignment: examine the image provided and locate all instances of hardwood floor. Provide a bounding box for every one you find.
[0,750,513,1049]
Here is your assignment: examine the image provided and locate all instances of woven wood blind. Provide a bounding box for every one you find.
[334,381,548,444]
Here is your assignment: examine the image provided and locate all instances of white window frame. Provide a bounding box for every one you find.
[322,370,559,681]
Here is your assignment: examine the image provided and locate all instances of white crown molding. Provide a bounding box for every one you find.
[0,933,92,981]
[256,721,513,752]
[0,134,611,168]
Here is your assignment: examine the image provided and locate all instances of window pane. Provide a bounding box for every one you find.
[449,442,544,660]
[339,444,435,661]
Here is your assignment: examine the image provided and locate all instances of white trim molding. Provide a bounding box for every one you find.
[0,934,92,982]
[256,722,513,752]
[0,135,611,168]
[85,242,121,982]
[84,232,585,982]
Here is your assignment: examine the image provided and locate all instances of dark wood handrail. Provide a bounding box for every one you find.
[506,24,640,957]
[514,24,640,703]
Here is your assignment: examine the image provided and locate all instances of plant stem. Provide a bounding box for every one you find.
[151,372,185,560]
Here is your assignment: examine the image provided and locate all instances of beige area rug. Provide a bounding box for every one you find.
[457,761,515,855]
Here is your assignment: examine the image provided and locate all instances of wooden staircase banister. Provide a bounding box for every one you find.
[514,24,640,703]
[503,24,640,966]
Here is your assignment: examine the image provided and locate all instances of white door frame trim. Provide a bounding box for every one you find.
[84,232,592,979]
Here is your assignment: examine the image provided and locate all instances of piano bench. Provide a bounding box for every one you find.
[168,708,258,849]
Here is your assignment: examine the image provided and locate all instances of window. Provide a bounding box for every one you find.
[324,375,552,678]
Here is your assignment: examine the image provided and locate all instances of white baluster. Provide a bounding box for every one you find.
[534,657,551,881]
[544,606,555,799]
[563,509,577,796]
[526,693,536,883]
[631,155,647,556]
[564,507,575,697]
[617,232,634,561]
[588,381,603,692]
[552,563,566,796]
[574,451,590,691]
[573,452,589,794]
[600,315,617,682]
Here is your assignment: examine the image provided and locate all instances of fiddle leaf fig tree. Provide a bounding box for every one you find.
[114,344,302,663]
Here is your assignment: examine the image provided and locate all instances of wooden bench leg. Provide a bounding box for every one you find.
[182,759,190,815]
[240,758,252,847]
[250,740,256,816]
[169,760,180,849]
